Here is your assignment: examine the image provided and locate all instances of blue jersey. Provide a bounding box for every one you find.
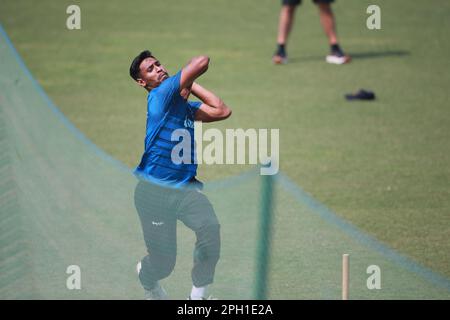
[134,71,201,187]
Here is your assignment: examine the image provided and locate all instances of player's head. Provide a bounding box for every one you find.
[129,50,169,91]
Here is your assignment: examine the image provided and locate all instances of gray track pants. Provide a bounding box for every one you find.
[134,179,221,290]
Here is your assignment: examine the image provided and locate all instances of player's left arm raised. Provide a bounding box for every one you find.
[191,82,232,123]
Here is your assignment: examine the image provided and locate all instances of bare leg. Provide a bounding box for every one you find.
[273,5,297,64]
[277,5,297,45]
[317,3,351,64]
[317,3,338,45]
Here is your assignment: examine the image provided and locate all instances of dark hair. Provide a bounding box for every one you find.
[129,50,153,81]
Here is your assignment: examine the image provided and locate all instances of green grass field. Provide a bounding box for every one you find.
[1,0,449,290]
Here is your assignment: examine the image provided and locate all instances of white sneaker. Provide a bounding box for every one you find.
[144,282,169,300]
[136,261,169,300]
[189,295,218,300]
[326,54,351,65]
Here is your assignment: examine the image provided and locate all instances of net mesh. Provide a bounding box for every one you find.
[1,25,449,300]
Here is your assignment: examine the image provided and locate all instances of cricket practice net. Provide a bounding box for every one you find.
[1,25,449,299]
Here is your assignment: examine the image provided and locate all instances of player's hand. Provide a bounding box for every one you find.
[180,86,192,100]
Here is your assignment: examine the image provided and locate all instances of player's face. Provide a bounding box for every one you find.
[137,57,169,89]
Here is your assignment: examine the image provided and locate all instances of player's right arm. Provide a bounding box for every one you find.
[180,56,210,90]
[153,56,208,111]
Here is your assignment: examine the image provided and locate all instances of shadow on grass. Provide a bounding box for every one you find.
[288,50,411,63]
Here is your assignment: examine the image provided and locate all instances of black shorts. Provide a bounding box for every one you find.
[282,0,335,6]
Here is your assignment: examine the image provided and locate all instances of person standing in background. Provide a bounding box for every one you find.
[273,0,351,65]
